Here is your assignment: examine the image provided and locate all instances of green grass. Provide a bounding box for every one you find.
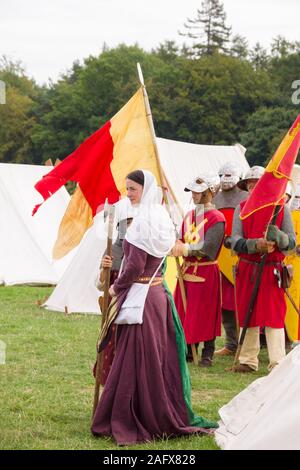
[0,286,269,450]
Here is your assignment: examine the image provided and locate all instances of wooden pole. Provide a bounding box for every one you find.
[137,64,167,204]
[137,63,198,365]
[92,202,115,417]
[162,169,185,218]
[233,265,240,345]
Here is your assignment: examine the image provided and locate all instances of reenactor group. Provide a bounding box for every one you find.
[173,163,298,372]
[99,163,300,376]
[93,166,300,444]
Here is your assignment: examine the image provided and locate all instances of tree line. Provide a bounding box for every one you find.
[0,0,299,168]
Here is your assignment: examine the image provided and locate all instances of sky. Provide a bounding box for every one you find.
[1,0,300,84]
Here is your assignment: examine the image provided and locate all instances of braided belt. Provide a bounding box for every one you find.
[136,276,163,286]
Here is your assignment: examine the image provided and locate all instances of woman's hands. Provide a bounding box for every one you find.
[101,255,113,269]
[98,255,114,287]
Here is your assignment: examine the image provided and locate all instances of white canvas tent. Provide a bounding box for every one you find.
[157,138,249,207]
[215,344,300,450]
[0,163,75,285]
[44,137,249,314]
[43,212,107,313]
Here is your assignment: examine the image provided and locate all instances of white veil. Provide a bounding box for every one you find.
[125,170,176,257]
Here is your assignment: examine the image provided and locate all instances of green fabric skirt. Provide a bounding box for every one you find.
[162,259,218,429]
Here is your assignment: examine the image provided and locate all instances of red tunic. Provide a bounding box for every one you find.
[221,273,235,311]
[236,201,286,328]
[174,209,225,343]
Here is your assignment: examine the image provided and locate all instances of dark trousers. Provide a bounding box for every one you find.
[201,339,215,360]
[222,309,238,351]
[187,340,215,361]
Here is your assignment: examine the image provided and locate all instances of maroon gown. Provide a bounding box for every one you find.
[91,240,205,445]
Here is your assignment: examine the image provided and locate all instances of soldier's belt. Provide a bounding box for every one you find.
[181,260,218,275]
[180,260,218,282]
[239,258,282,266]
[182,273,205,283]
[239,257,283,283]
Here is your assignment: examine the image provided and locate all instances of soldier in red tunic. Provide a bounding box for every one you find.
[172,173,225,367]
[213,162,248,357]
[231,166,296,373]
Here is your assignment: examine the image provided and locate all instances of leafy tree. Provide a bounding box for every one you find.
[28,44,278,164]
[268,50,300,108]
[153,41,179,61]
[2,40,299,168]
[0,87,35,163]
[31,45,168,162]
[271,35,295,59]
[150,52,276,146]
[230,35,249,59]
[179,0,231,56]
[249,43,270,70]
[239,107,298,166]
[0,57,39,163]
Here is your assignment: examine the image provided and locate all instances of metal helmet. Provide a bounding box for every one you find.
[184,173,220,195]
[218,161,242,189]
[237,166,264,191]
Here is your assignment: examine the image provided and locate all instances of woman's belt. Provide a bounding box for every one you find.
[136,276,163,286]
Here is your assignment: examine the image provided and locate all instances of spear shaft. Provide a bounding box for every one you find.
[92,203,115,417]
[137,63,198,365]
[232,204,281,369]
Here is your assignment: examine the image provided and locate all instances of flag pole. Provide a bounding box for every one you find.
[137,63,198,365]
[137,63,167,204]
[92,201,115,417]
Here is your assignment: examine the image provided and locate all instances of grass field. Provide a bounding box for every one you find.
[0,286,270,450]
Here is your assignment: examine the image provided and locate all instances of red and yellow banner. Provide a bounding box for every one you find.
[240,115,300,220]
[33,87,161,259]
